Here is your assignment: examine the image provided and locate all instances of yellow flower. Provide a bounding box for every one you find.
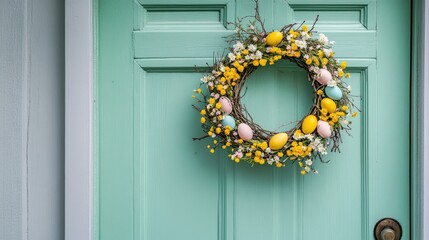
[340,61,347,69]
[255,150,262,157]
[319,116,328,121]
[298,161,303,167]
[210,149,215,154]
[191,95,196,98]
[200,109,206,115]
[259,159,265,165]
[291,43,298,51]
[294,51,301,58]
[252,60,260,66]
[345,73,351,78]
[245,152,252,157]
[215,102,222,109]
[276,162,283,168]
[258,142,268,150]
[208,131,213,136]
[338,70,344,77]
[242,49,249,55]
[234,158,240,163]
[322,58,328,66]
[237,139,243,144]
[352,112,358,118]
[291,141,298,147]
[328,121,335,126]
[235,54,241,60]
[220,89,226,95]
[207,145,211,148]
[305,58,312,65]
[209,98,215,104]
[224,129,231,135]
[341,106,348,111]
[196,88,202,94]
[215,127,221,134]
[213,140,218,144]
[254,156,260,163]
[316,89,324,95]
[226,141,231,147]
[321,108,328,116]
[317,50,324,58]
[301,170,306,175]
[302,25,308,32]
[259,59,267,66]
[277,152,284,157]
[200,117,206,124]
[222,145,226,149]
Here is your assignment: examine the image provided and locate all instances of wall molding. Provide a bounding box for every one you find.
[65,0,93,240]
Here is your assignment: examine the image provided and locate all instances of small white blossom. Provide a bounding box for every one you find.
[318,33,329,45]
[305,159,313,166]
[301,31,310,40]
[328,80,337,87]
[295,39,307,49]
[265,148,271,153]
[305,166,311,172]
[347,85,352,92]
[248,44,257,52]
[227,52,236,62]
[255,50,263,59]
[323,49,332,57]
[233,41,244,53]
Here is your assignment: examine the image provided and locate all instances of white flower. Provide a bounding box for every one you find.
[323,49,332,57]
[248,44,257,52]
[305,159,313,166]
[253,36,258,42]
[347,85,352,92]
[328,80,337,87]
[342,120,350,125]
[301,31,310,40]
[227,52,236,62]
[255,50,263,59]
[305,166,310,172]
[330,41,336,45]
[200,75,210,83]
[318,33,329,44]
[265,148,271,153]
[295,39,307,49]
[233,41,244,53]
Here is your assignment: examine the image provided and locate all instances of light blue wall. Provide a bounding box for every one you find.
[0,0,64,239]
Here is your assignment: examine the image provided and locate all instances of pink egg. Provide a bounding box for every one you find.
[317,120,332,138]
[219,97,233,114]
[316,69,332,85]
[237,123,253,141]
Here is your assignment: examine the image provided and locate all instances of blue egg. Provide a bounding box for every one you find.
[325,86,343,100]
[222,115,236,129]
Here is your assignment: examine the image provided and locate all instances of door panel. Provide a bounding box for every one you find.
[98,0,410,239]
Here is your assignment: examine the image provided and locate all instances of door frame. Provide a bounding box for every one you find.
[64,0,429,239]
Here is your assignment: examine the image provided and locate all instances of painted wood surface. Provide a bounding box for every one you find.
[97,0,410,239]
[0,0,64,239]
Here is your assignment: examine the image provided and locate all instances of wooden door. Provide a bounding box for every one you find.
[97,0,410,239]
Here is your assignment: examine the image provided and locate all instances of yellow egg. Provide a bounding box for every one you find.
[269,133,288,150]
[302,115,318,134]
[266,31,283,47]
[321,98,337,113]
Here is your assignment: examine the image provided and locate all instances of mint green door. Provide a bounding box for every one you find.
[97,0,410,239]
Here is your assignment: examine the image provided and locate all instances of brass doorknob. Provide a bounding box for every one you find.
[374,218,402,240]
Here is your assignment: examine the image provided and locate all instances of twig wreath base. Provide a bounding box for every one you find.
[193,1,359,175]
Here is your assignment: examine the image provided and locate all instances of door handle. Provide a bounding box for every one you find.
[374,218,402,240]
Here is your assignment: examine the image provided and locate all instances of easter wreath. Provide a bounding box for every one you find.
[193,1,359,175]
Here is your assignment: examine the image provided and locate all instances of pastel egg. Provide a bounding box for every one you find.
[219,97,233,114]
[321,98,337,113]
[325,86,343,100]
[237,123,253,141]
[302,115,318,134]
[269,133,289,150]
[222,115,236,129]
[317,120,332,138]
[316,69,332,85]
